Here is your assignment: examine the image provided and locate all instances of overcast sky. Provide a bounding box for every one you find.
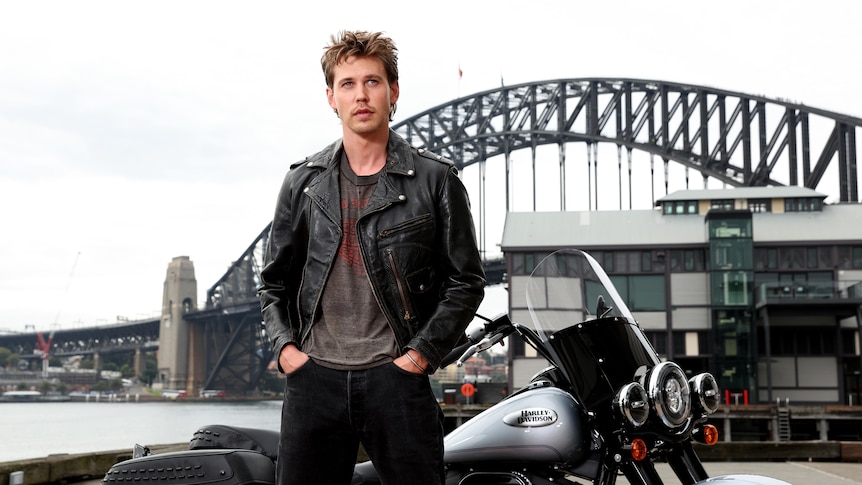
[2,0,861,333]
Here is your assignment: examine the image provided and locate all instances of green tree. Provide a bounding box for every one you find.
[139,354,158,386]
[0,348,21,370]
[120,364,135,378]
[0,347,11,368]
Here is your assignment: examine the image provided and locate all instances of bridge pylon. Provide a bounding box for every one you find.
[157,256,201,393]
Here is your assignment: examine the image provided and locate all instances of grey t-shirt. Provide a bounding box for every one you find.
[305,153,400,370]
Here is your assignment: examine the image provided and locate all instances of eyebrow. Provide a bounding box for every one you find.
[335,73,384,86]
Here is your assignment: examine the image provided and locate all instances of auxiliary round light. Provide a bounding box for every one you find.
[614,382,649,427]
[647,362,691,428]
[689,373,720,415]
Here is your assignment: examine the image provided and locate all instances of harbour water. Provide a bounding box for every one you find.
[0,400,282,463]
[5,400,862,485]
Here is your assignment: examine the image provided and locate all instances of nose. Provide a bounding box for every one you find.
[355,84,369,102]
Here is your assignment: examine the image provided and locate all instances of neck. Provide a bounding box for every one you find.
[343,129,389,176]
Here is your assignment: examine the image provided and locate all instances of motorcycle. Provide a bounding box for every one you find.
[103,249,791,485]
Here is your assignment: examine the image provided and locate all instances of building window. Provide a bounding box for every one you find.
[855,247,862,268]
[669,249,706,272]
[645,331,668,356]
[603,252,614,272]
[754,248,780,270]
[819,247,834,268]
[511,253,525,275]
[510,251,595,276]
[785,197,823,212]
[641,251,652,272]
[709,218,752,238]
[759,327,836,356]
[600,251,665,274]
[671,331,709,357]
[612,274,666,311]
[748,199,771,213]
[663,200,698,215]
[838,246,854,269]
[713,239,754,270]
[779,247,805,270]
[710,199,734,211]
[760,245,835,270]
[807,248,819,269]
[711,270,753,306]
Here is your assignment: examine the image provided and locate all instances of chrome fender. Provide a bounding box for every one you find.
[695,475,792,485]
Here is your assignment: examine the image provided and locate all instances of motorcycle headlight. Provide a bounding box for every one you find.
[614,382,649,427]
[689,372,720,415]
[647,362,691,428]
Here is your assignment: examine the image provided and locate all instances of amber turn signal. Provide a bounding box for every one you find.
[630,438,648,461]
[702,424,719,445]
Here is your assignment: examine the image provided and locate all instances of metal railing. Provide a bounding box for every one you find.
[755,280,862,305]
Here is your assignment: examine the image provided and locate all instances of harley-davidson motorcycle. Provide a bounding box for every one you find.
[103,249,790,485]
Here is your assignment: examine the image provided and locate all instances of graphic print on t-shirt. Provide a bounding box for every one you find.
[338,194,370,275]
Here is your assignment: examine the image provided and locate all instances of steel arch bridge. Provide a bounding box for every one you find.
[392,78,861,257]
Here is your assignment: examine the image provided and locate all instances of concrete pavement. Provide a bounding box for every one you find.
[630,461,862,485]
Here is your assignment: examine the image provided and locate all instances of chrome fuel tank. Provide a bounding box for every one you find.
[444,385,589,465]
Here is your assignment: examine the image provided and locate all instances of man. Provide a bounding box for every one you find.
[258,30,485,484]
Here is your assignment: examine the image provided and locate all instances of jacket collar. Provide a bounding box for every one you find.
[303,130,415,176]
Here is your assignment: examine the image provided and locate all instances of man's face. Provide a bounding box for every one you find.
[327,55,399,137]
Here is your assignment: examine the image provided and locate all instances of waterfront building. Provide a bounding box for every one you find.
[502,186,862,405]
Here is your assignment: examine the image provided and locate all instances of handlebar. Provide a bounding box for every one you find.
[438,313,514,369]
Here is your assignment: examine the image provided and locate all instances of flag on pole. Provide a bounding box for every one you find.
[458,65,463,80]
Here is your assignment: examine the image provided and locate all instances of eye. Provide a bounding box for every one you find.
[366,79,379,86]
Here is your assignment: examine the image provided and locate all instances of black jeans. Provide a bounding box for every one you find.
[277,359,445,484]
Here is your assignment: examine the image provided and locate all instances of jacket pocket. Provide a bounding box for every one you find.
[405,265,435,294]
[378,213,433,239]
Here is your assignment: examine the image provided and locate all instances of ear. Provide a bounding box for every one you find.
[326,86,336,110]
[389,80,400,105]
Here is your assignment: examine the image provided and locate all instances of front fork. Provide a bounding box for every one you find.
[604,442,709,485]
[600,442,708,485]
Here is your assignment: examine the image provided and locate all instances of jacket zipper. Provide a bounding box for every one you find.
[355,207,407,348]
[387,251,414,322]
[379,214,433,239]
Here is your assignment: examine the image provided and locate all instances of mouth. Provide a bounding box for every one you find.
[354,108,374,119]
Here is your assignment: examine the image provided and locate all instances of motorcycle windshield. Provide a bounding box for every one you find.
[526,249,635,338]
[526,249,661,409]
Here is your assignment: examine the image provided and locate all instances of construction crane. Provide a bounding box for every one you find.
[24,252,80,378]
[36,329,55,378]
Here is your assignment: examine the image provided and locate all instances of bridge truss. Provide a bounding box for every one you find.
[392,78,861,257]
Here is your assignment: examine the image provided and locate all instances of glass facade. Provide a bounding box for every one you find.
[706,211,757,400]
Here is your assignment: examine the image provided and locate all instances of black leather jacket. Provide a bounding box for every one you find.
[258,131,485,371]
